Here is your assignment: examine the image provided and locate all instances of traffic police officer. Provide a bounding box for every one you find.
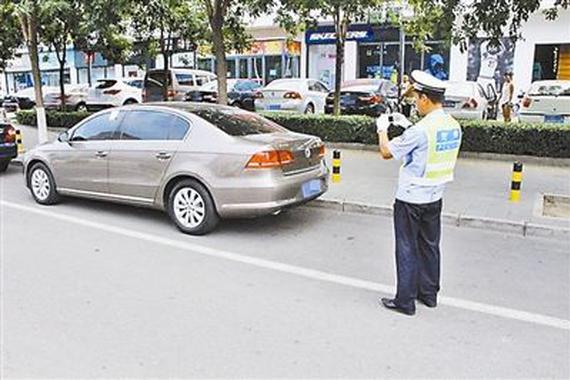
[376,70,462,316]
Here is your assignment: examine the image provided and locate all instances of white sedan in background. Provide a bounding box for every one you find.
[442,81,495,120]
[86,78,143,111]
[254,78,330,114]
[519,80,570,124]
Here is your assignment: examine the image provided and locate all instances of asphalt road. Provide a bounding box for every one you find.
[1,164,569,378]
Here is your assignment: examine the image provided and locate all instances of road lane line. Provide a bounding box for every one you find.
[2,200,569,331]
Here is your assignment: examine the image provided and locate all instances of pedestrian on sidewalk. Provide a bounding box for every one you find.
[376,70,462,316]
[500,72,515,122]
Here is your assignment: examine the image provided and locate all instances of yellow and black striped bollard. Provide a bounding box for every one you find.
[332,150,341,183]
[16,129,25,154]
[510,161,523,202]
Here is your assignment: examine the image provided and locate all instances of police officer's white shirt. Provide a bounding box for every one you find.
[387,108,448,204]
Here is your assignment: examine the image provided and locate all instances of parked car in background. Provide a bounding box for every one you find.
[44,84,89,111]
[254,78,329,114]
[443,81,494,120]
[2,87,36,112]
[324,79,398,117]
[1,118,18,172]
[519,80,570,124]
[23,103,328,235]
[86,78,142,111]
[185,79,261,111]
[143,69,217,102]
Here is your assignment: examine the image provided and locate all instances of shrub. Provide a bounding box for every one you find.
[262,112,570,158]
[16,110,91,129]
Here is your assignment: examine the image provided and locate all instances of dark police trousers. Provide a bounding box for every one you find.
[393,198,442,312]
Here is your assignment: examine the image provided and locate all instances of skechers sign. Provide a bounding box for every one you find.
[306,28,374,44]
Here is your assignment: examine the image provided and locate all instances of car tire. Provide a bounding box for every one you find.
[167,179,219,235]
[0,160,9,173]
[28,162,60,205]
[123,99,138,105]
[304,103,315,114]
[75,102,87,112]
[231,100,243,109]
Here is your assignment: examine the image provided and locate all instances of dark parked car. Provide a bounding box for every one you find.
[325,79,398,117]
[1,117,18,172]
[185,79,261,111]
[2,91,36,112]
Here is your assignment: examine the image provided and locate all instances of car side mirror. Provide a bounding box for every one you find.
[58,131,70,143]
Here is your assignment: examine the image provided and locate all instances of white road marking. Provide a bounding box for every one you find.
[2,200,569,331]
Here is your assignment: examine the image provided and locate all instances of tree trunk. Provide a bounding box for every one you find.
[333,7,347,116]
[27,2,47,143]
[56,44,66,111]
[211,13,227,104]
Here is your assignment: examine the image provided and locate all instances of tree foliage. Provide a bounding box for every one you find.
[0,0,23,71]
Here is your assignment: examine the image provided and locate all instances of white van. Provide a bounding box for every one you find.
[143,68,217,102]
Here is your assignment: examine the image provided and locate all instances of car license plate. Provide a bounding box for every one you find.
[268,104,281,110]
[302,179,322,199]
[544,115,564,123]
[443,101,456,108]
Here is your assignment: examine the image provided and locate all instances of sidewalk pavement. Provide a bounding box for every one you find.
[318,147,570,238]
[11,124,570,238]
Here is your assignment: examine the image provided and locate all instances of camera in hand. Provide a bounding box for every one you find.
[387,117,405,140]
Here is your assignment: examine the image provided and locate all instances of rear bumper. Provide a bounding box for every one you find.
[325,104,386,116]
[215,162,329,218]
[254,100,304,113]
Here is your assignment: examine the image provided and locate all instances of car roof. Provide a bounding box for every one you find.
[148,68,216,76]
[142,101,240,113]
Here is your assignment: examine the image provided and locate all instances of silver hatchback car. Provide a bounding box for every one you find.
[24,103,329,234]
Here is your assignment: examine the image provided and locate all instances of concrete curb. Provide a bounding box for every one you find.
[324,143,570,167]
[9,159,568,239]
[306,198,570,239]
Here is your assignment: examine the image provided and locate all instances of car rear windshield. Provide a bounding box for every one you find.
[148,71,171,86]
[528,82,570,96]
[193,108,287,136]
[175,73,195,86]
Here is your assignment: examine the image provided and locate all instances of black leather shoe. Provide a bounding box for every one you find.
[417,297,437,308]
[380,298,415,316]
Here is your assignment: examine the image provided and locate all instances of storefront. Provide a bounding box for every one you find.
[304,24,450,89]
[449,8,570,95]
[196,39,301,85]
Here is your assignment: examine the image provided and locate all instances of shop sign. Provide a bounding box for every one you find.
[306,27,374,44]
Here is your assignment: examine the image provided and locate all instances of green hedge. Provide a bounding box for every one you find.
[16,110,91,129]
[263,112,570,158]
[15,109,570,158]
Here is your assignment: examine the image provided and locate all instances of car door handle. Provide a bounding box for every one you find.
[155,152,172,160]
[95,151,108,158]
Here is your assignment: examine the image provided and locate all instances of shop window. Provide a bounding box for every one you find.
[423,43,450,80]
[197,58,213,72]
[358,44,382,79]
[265,55,283,84]
[226,59,236,78]
[238,58,248,79]
[404,45,422,74]
[533,44,570,81]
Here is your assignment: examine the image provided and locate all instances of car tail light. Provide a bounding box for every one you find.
[253,91,264,99]
[103,89,122,95]
[3,125,16,144]
[246,150,295,169]
[318,145,325,158]
[462,98,478,109]
[167,89,176,100]
[284,91,302,99]
[522,97,532,108]
[359,95,382,104]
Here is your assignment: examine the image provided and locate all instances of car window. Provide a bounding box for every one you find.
[119,110,189,141]
[314,82,329,93]
[175,73,195,86]
[148,71,171,86]
[528,82,570,96]
[126,80,143,89]
[192,108,288,136]
[95,80,117,89]
[71,111,123,141]
[195,75,211,86]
